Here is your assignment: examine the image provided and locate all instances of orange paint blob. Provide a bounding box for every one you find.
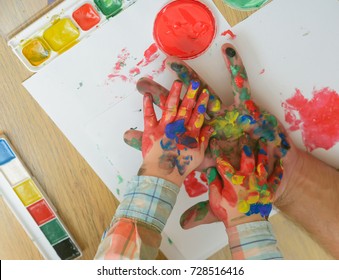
[153,0,216,59]
[22,38,51,66]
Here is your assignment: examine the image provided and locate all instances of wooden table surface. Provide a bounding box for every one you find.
[0,0,333,260]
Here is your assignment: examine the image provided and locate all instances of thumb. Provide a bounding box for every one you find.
[123,129,143,151]
[180,200,219,230]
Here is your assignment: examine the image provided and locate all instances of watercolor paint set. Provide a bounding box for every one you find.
[7,0,137,72]
[0,135,81,260]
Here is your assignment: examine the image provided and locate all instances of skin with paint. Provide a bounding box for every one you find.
[138,80,213,187]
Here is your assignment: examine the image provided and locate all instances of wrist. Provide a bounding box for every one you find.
[225,213,266,228]
[138,162,184,187]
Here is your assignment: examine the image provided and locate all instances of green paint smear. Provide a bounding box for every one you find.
[240,88,250,101]
[195,201,209,222]
[230,65,240,76]
[168,237,173,245]
[117,175,123,184]
[265,114,278,127]
[223,0,269,11]
[207,167,218,184]
[126,137,142,150]
[40,219,68,245]
[116,188,120,195]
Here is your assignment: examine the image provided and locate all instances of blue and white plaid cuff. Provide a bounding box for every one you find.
[114,176,180,232]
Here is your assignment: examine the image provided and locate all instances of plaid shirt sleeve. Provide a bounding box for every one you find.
[94,176,180,260]
[227,221,283,260]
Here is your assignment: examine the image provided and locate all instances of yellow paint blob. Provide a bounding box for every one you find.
[231,174,245,185]
[194,114,204,128]
[187,87,198,99]
[217,158,235,173]
[256,162,266,177]
[13,179,42,206]
[248,175,258,191]
[43,18,80,52]
[210,99,221,112]
[247,191,260,204]
[237,200,250,214]
[178,107,187,117]
[22,38,51,66]
[225,111,239,126]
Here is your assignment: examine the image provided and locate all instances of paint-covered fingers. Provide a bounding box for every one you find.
[166,56,223,117]
[180,201,219,229]
[143,94,158,131]
[256,138,269,180]
[160,80,182,125]
[177,80,200,124]
[136,77,169,108]
[187,88,209,134]
[268,160,284,197]
[199,125,214,152]
[221,43,251,106]
[123,129,143,151]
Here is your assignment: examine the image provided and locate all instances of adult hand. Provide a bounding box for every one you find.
[138,80,213,187]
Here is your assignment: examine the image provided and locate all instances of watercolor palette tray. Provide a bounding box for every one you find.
[7,0,137,72]
[0,135,81,260]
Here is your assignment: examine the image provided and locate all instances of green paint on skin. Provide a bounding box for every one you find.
[265,114,278,127]
[126,137,142,150]
[240,88,250,101]
[170,63,191,85]
[194,201,209,222]
[230,65,240,76]
[210,117,243,139]
[207,167,218,184]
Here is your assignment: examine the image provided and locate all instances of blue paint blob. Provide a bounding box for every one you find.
[197,104,206,114]
[259,203,272,217]
[191,80,200,90]
[238,114,256,125]
[209,95,215,100]
[258,148,267,155]
[249,203,260,215]
[243,145,252,157]
[177,135,198,149]
[160,139,177,151]
[279,133,290,150]
[0,139,16,166]
[165,119,186,140]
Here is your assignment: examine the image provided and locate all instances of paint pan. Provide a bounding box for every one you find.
[7,0,138,72]
[0,135,81,260]
[153,0,217,60]
[222,0,269,11]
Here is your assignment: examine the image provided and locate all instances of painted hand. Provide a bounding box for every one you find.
[138,80,213,187]
[180,135,284,228]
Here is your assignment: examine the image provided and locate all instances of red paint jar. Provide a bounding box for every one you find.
[153,0,216,60]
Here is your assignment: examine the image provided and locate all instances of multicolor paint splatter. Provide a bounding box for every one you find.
[282,87,339,151]
[107,43,165,83]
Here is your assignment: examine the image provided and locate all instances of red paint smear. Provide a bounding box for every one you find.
[184,171,208,197]
[153,0,216,59]
[282,88,339,151]
[221,29,236,39]
[137,43,160,67]
[259,68,265,75]
[107,44,162,83]
[244,100,261,119]
[221,176,237,207]
[234,74,244,88]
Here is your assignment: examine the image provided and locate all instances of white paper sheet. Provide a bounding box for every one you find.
[23,0,232,259]
[23,0,339,259]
